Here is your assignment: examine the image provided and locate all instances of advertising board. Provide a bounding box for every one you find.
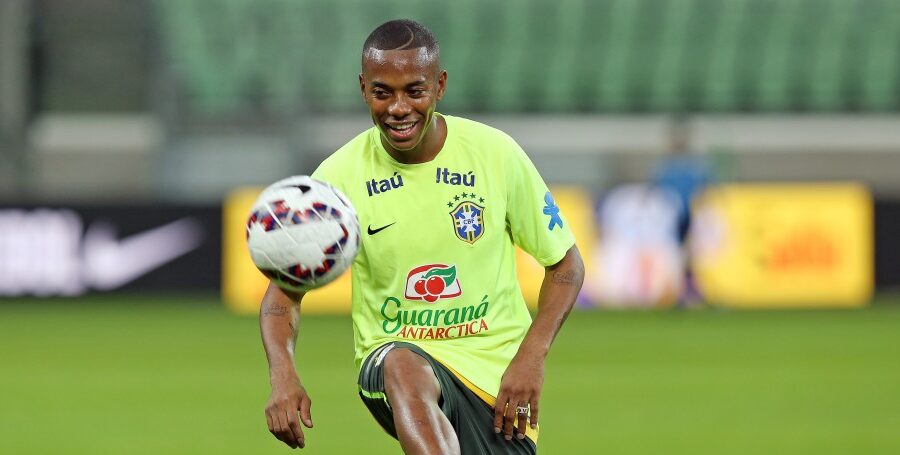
[0,205,220,297]
[692,184,873,308]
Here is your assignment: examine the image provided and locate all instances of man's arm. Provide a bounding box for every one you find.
[493,245,585,440]
[260,282,313,449]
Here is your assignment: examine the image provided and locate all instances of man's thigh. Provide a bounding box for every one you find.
[358,342,536,454]
[382,347,442,405]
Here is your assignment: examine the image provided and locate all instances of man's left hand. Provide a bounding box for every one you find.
[493,352,544,441]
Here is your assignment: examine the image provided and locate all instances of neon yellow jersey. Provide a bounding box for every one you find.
[312,114,575,397]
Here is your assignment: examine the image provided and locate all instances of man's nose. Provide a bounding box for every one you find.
[387,95,412,118]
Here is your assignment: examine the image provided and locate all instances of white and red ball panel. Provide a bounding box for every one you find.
[246,176,360,292]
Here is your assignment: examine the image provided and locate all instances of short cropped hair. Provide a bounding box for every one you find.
[362,19,440,56]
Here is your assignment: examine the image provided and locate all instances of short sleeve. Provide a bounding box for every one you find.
[311,156,346,195]
[504,139,576,266]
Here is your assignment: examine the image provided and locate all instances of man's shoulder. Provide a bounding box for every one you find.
[446,115,517,145]
[330,127,376,163]
[314,128,374,176]
[444,115,523,165]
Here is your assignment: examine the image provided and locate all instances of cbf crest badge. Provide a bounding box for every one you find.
[449,199,485,244]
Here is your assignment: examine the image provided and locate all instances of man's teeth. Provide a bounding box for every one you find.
[390,123,415,131]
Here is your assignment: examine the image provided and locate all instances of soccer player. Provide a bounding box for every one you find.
[259,19,584,454]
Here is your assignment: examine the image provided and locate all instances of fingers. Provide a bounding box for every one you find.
[492,392,508,435]
[516,404,528,438]
[267,404,303,449]
[503,399,516,440]
[495,393,536,441]
[286,409,306,449]
[271,409,298,449]
[266,385,313,449]
[299,395,314,428]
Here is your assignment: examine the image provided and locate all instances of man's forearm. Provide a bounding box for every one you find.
[518,246,584,360]
[260,283,314,449]
[260,283,305,383]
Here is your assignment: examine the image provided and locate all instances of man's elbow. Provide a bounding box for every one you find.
[548,245,585,289]
[568,245,586,289]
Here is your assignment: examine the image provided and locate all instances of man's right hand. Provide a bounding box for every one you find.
[265,376,314,449]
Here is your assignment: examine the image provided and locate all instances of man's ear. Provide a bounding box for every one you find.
[359,73,367,100]
[436,70,448,101]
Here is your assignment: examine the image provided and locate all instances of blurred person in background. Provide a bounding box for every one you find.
[588,183,684,308]
[257,19,583,454]
[651,116,716,306]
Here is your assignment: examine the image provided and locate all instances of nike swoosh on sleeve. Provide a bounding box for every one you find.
[83,218,204,290]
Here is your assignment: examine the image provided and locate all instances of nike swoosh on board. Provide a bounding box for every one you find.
[83,218,204,290]
[367,222,396,235]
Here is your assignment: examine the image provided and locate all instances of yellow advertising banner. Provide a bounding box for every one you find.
[222,185,594,315]
[692,183,873,308]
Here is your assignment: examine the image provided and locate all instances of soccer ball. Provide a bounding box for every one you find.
[246,175,360,292]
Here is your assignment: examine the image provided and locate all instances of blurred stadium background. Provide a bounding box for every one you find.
[1,0,900,453]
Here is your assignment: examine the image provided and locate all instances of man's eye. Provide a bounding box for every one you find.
[409,89,425,97]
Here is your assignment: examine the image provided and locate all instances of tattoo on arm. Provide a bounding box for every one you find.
[551,270,578,286]
[263,302,289,317]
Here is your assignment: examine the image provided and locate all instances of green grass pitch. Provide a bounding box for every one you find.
[1,296,899,454]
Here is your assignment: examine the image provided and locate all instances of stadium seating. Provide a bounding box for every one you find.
[154,0,900,115]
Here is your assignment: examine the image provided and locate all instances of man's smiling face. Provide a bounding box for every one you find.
[359,47,446,153]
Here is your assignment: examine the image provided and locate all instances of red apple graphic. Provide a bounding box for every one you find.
[414,279,427,296]
[425,276,445,295]
[423,294,438,302]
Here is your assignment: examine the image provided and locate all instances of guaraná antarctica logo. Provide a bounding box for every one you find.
[404,264,462,302]
[381,294,490,340]
[447,192,486,244]
[379,264,490,340]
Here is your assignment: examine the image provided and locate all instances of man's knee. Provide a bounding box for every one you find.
[383,348,441,405]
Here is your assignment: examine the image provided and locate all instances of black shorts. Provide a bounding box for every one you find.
[358,342,537,455]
